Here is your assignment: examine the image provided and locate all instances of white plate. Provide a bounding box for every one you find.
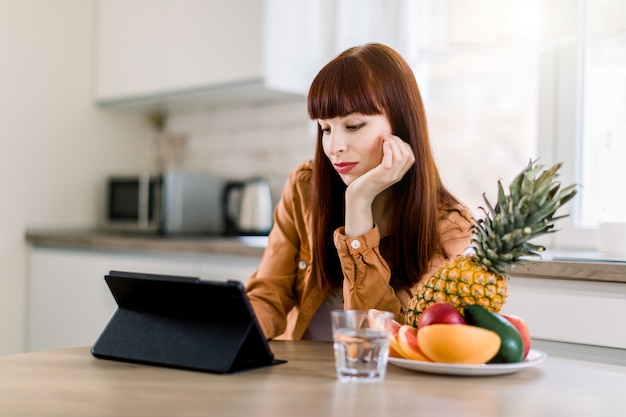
[388,349,547,376]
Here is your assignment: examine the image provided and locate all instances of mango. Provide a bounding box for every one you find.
[417,324,501,364]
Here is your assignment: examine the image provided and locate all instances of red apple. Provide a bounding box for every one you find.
[418,302,466,328]
[503,314,531,359]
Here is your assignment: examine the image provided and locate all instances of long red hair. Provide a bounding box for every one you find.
[307,43,462,290]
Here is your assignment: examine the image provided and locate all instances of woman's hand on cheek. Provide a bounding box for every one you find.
[349,134,415,200]
[344,134,414,237]
[379,134,415,183]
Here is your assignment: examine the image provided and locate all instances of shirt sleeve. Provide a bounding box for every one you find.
[333,225,404,322]
[333,208,474,325]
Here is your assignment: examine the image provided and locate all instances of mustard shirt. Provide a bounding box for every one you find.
[245,161,473,340]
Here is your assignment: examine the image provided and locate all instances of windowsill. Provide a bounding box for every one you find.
[507,249,626,284]
[545,249,626,264]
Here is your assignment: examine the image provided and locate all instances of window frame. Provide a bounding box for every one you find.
[541,42,601,251]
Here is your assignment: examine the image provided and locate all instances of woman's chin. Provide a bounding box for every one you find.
[338,174,356,186]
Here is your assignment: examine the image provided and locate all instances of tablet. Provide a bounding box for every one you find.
[91,270,285,374]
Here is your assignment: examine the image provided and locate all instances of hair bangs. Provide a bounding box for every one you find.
[307,54,382,120]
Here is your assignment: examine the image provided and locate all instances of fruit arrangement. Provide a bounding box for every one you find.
[405,160,577,326]
[391,302,531,365]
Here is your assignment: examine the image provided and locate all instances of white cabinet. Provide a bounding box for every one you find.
[95,0,166,100]
[94,0,414,110]
[27,247,261,352]
[165,0,262,92]
[504,276,626,350]
[94,0,315,108]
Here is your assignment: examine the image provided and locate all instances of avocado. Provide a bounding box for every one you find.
[464,305,524,363]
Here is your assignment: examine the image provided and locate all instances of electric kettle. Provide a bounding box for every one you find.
[223,177,273,235]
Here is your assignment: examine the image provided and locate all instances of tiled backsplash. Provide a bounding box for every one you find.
[168,99,315,203]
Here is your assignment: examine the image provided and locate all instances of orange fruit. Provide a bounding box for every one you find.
[417,324,501,364]
[388,320,404,358]
[397,325,430,361]
[367,310,404,358]
[366,309,404,358]
[367,308,394,331]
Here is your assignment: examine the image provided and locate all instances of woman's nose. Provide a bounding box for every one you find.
[327,131,347,155]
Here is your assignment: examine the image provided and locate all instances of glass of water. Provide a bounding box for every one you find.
[331,309,394,382]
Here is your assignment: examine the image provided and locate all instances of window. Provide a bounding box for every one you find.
[580,3,626,227]
[328,0,624,252]
[399,0,625,252]
[549,0,626,250]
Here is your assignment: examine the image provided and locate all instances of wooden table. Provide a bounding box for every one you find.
[1,341,625,417]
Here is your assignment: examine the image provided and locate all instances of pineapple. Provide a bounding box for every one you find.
[405,160,577,327]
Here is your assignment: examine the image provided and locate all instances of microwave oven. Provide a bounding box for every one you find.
[106,172,225,235]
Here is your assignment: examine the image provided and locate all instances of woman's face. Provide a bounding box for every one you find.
[318,113,392,186]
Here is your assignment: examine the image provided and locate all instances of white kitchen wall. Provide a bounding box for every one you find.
[165,73,535,224]
[167,100,316,203]
[0,1,153,354]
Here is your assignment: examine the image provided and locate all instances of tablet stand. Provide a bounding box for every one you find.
[91,271,285,374]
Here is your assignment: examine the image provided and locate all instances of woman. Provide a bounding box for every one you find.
[245,43,473,341]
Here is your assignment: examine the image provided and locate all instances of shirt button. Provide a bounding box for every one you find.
[350,240,361,249]
[298,260,307,270]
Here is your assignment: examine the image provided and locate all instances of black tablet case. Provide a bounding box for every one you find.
[91,270,285,374]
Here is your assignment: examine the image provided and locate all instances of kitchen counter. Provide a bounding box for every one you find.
[25,229,626,284]
[24,229,626,353]
[25,228,267,257]
[0,341,625,417]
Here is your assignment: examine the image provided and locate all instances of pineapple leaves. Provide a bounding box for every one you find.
[473,160,578,273]
[481,192,497,218]
[557,184,578,206]
[497,180,508,214]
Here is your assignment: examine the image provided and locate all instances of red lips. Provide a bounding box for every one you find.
[334,162,357,174]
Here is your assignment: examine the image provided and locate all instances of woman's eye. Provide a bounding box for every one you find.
[320,127,331,134]
[346,123,365,131]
